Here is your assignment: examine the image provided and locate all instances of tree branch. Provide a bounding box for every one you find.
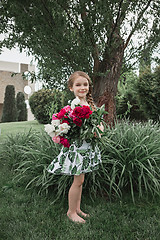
[80,2,100,72]
[55,0,83,37]
[124,0,152,49]
[40,0,56,28]
[39,0,77,66]
[108,0,124,46]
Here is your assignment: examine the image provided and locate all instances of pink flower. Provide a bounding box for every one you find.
[52,136,60,143]
[60,137,70,148]
[52,113,58,120]
[63,105,71,112]
[69,110,74,119]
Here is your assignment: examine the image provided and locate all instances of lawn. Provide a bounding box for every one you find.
[0,121,160,240]
[0,120,43,143]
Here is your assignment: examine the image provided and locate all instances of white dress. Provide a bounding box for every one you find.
[47,139,102,175]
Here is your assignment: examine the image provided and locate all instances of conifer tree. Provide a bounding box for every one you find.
[1,85,17,122]
[16,92,27,121]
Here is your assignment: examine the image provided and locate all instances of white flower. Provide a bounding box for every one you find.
[44,124,56,138]
[56,123,71,135]
[71,96,80,109]
[51,119,60,126]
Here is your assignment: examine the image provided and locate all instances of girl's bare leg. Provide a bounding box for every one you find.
[67,174,85,223]
[76,184,89,218]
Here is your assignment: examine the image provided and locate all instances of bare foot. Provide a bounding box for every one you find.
[67,211,86,223]
[77,210,90,218]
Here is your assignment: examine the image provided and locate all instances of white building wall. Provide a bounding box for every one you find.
[0,61,20,72]
[0,61,35,121]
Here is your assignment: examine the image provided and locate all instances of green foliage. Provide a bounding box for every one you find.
[1,85,17,122]
[116,71,146,120]
[16,92,27,121]
[1,120,160,203]
[1,153,160,240]
[0,1,159,86]
[137,66,160,121]
[116,67,160,121]
[0,120,43,143]
[101,120,160,203]
[29,88,63,124]
[1,121,160,239]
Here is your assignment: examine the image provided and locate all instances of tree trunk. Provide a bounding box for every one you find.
[92,45,124,126]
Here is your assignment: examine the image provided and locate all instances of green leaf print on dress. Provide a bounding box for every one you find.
[76,149,88,155]
[94,153,98,164]
[69,145,74,151]
[68,151,76,163]
[81,156,90,170]
[71,166,78,175]
[54,156,59,163]
[74,140,83,148]
[76,149,90,160]
[59,154,65,166]
[48,163,54,171]
[75,154,81,164]
[54,168,62,174]
[47,140,102,175]
[63,147,69,153]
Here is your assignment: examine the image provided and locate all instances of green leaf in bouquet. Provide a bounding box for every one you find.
[91,126,96,133]
[97,104,108,116]
[94,127,101,138]
[96,126,103,134]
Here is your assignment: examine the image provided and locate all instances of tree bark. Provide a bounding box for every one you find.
[92,42,124,126]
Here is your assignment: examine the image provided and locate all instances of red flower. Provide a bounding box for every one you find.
[62,119,70,125]
[57,108,66,119]
[72,107,82,117]
[80,106,92,118]
[72,106,92,119]
[73,117,82,127]
[60,137,70,148]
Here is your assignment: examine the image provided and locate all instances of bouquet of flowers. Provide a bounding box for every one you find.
[44,97,106,148]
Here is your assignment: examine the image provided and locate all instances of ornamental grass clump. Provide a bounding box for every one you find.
[1,130,38,167]
[1,120,160,203]
[101,120,160,202]
[1,130,72,200]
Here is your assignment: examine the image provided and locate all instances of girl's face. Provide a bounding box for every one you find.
[70,76,89,99]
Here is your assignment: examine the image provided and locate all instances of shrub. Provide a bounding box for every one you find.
[101,120,160,202]
[1,85,17,122]
[137,66,160,121]
[116,71,146,121]
[29,89,62,124]
[1,120,160,203]
[16,92,27,121]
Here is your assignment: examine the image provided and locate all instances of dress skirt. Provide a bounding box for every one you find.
[47,140,102,176]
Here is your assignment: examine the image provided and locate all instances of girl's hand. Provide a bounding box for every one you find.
[98,123,104,132]
[94,123,104,137]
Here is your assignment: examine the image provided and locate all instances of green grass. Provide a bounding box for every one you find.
[0,121,160,239]
[0,120,43,143]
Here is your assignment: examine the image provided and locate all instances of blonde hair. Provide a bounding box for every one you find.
[68,71,96,111]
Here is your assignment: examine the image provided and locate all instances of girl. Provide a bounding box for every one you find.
[47,71,103,223]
